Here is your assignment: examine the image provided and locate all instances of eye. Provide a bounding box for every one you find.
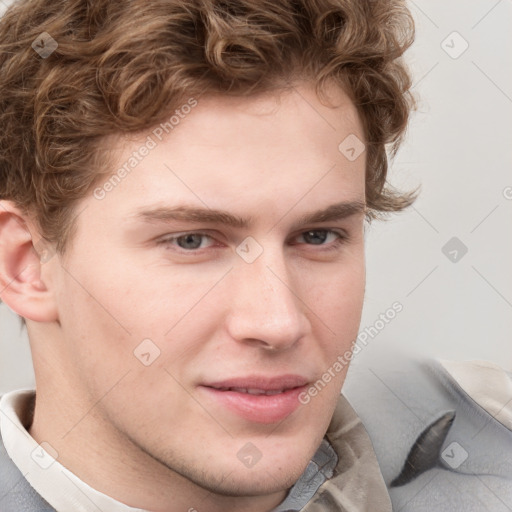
[156,229,348,255]
[294,229,347,247]
[157,232,216,251]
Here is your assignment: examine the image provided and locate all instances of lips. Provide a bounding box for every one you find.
[214,387,285,396]
[199,375,309,424]
[204,375,309,391]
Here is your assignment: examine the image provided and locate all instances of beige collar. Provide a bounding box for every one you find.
[303,394,392,512]
[440,359,512,431]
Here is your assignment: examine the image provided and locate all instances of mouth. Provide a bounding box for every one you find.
[211,387,289,396]
[199,375,309,424]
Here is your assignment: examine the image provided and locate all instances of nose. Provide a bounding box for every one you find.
[225,247,310,351]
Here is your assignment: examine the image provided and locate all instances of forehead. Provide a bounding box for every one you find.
[161,84,363,161]
[86,83,366,231]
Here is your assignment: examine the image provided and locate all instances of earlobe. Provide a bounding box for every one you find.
[0,201,58,322]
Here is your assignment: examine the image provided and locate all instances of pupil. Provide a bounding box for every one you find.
[178,234,202,249]
[304,230,327,245]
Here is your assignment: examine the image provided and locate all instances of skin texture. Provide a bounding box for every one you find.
[0,83,366,512]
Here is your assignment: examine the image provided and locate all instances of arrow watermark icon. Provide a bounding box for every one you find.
[134,338,161,366]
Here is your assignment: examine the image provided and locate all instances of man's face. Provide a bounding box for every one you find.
[48,83,366,501]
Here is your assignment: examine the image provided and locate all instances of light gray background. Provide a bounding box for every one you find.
[1,0,511,394]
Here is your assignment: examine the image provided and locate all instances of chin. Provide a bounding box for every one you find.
[195,461,307,498]
[158,440,313,499]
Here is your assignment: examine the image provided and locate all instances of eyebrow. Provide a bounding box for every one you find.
[131,200,366,230]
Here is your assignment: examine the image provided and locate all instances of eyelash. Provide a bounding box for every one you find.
[156,229,349,254]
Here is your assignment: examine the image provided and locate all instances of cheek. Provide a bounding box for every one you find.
[57,277,135,387]
[55,255,148,392]
[56,256,222,385]
[306,258,365,368]
[307,257,365,323]
[303,265,364,413]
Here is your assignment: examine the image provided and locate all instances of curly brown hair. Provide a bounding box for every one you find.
[0,0,416,253]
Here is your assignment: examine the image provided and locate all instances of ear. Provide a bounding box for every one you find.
[0,201,58,322]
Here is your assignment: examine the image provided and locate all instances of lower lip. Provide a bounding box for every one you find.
[199,385,306,424]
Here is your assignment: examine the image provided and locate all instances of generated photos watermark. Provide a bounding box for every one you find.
[298,301,403,405]
[93,98,198,200]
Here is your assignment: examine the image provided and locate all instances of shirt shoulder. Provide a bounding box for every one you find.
[343,353,512,512]
[0,395,56,512]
